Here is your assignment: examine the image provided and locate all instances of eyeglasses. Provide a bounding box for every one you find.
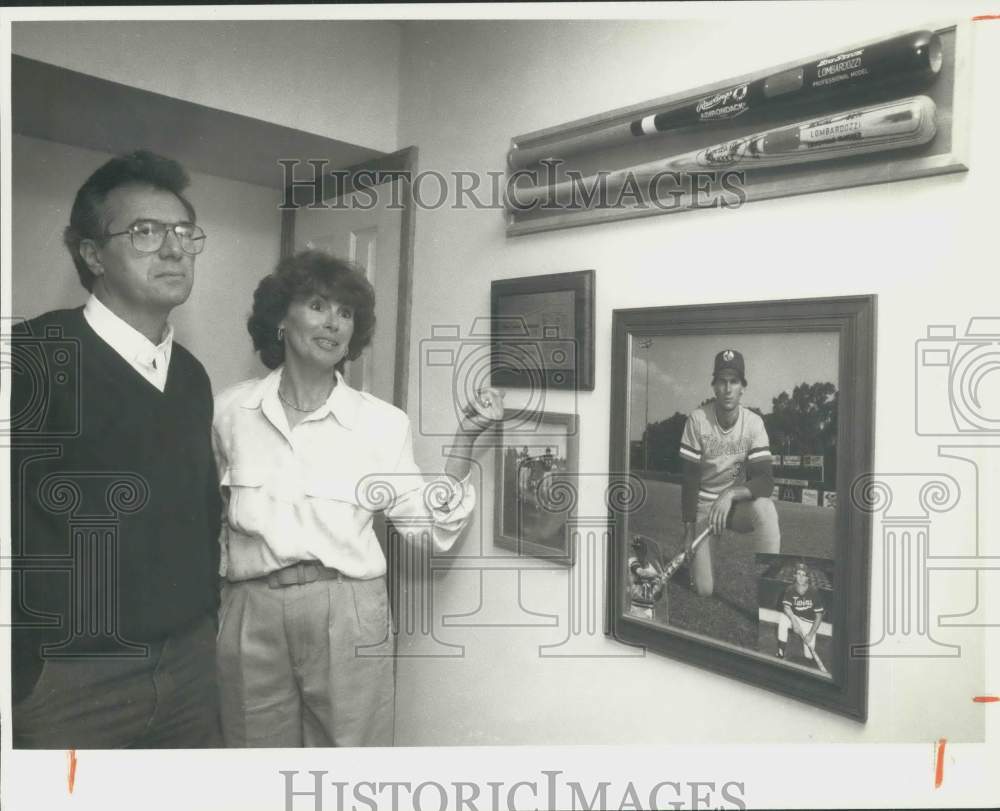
[103,219,207,255]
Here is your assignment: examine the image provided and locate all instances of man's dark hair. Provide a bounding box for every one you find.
[64,150,196,291]
[247,250,376,372]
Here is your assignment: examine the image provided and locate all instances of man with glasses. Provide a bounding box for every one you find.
[10,150,222,747]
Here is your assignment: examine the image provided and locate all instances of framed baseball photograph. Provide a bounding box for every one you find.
[490,269,595,391]
[607,295,875,720]
[494,409,579,565]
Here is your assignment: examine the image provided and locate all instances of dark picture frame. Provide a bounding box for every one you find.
[607,295,875,720]
[494,409,579,565]
[491,269,595,391]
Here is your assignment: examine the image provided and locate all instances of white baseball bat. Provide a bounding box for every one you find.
[801,633,830,676]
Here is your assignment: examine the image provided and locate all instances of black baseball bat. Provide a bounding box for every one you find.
[508,29,943,169]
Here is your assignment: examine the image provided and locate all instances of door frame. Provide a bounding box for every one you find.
[280,146,418,411]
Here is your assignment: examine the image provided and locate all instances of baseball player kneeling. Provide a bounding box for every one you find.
[680,349,781,597]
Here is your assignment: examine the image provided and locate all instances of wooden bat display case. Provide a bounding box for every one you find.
[505,20,970,237]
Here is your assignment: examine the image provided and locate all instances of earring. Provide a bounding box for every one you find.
[277,326,285,341]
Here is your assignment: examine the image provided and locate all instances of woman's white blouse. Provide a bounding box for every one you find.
[213,367,475,580]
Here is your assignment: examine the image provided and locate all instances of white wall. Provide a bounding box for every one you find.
[12,134,275,390]
[394,14,998,745]
[11,20,402,153]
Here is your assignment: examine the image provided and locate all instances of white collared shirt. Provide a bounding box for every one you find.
[83,294,173,391]
[212,367,475,580]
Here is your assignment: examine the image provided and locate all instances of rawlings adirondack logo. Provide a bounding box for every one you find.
[695,84,750,121]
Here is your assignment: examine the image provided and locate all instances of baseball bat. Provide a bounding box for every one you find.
[507,95,937,210]
[508,29,943,169]
[800,631,830,676]
[659,526,713,583]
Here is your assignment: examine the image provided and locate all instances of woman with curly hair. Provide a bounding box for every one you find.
[212,250,501,747]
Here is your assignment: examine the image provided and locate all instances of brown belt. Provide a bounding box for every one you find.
[265,561,342,589]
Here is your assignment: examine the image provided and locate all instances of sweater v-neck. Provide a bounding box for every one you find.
[74,307,176,397]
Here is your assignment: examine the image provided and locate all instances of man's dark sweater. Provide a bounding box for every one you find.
[10,307,221,702]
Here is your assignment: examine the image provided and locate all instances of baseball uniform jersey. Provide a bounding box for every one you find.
[782,583,825,622]
[679,404,772,503]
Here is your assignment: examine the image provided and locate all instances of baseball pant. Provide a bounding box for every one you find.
[12,612,221,749]
[690,497,780,597]
[217,575,395,748]
[777,613,816,659]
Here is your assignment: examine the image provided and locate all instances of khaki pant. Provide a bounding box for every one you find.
[217,575,395,747]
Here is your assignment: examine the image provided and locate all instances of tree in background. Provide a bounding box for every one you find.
[765,382,838,455]
[642,412,688,473]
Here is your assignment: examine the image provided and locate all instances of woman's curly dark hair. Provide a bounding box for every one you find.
[247,250,376,371]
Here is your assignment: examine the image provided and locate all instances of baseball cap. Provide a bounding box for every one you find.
[712,349,747,385]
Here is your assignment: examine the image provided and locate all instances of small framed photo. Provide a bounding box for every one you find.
[756,554,835,675]
[491,269,595,391]
[608,295,875,720]
[494,410,578,565]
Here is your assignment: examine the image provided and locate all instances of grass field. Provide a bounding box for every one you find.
[628,480,835,650]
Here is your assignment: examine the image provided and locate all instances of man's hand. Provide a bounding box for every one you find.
[706,489,733,535]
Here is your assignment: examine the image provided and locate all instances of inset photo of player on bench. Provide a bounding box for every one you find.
[756,554,834,677]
